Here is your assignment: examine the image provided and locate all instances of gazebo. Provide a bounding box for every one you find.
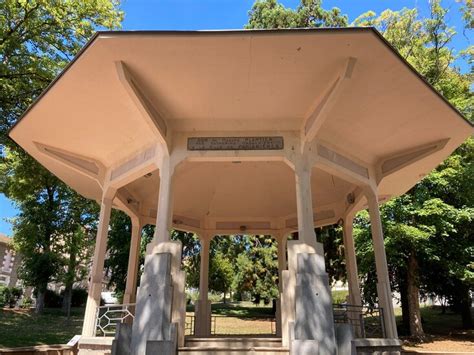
[9,28,472,354]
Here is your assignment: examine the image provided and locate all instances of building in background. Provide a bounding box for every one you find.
[0,233,21,288]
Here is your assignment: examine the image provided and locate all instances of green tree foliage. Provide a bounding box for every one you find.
[317,227,346,285]
[246,0,347,29]
[0,0,123,313]
[0,147,99,313]
[171,230,201,290]
[353,1,473,334]
[209,250,234,303]
[228,235,279,304]
[246,0,473,335]
[105,210,132,295]
[0,0,123,143]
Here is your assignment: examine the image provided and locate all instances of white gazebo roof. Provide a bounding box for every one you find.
[9,28,473,233]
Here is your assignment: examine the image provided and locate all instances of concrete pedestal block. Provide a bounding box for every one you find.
[146,323,177,355]
[146,340,175,355]
[131,253,174,355]
[334,323,354,355]
[171,270,186,346]
[111,323,132,355]
[292,253,337,355]
[290,339,319,355]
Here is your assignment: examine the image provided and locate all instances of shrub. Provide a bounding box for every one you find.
[1,287,23,308]
[71,288,88,307]
[186,289,199,305]
[332,290,349,304]
[208,292,222,303]
[233,292,242,302]
[43,289,62,308]
[21,297,33,309]
[0,285,6,307]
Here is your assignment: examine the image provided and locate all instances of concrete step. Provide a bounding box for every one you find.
[180,337,289,355]
[178,347,289,355]
[185,337,283,348]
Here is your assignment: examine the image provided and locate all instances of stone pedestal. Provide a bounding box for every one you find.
[130,252,175,354]
[293,253,337,355]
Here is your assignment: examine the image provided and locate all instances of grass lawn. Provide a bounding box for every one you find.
[395,306,474,352]
[0,307,84,348]
[211,301,275,335]
[185,301,276,335]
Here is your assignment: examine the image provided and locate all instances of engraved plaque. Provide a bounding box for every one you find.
[187,136,284,151]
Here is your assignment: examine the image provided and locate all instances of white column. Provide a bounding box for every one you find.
[82,193,114,336]
[195,234,212,336]
[153,157,174,245]
[277,234,288,292]
[342,214,362,307]
[294,160,317,249]
[199,236,211,303]
[366,188,398,338]
[123,217,142,305]
[276,233,287,337]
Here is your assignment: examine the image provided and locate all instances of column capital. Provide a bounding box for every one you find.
[199,232,215,243]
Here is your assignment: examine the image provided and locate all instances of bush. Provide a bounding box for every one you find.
[71,288,88,307]
[233,292,242,302]
[43,289,62,308]
[0,287,23,308]
[21,297,33,309]
[208,292,222,303]
[0,285,6,307]
[186,289,199,305]
[332,290,349,304]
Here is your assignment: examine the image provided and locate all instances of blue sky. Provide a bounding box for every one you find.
[0,0,470,236]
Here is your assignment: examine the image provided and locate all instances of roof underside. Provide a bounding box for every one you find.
[9,29,472,230]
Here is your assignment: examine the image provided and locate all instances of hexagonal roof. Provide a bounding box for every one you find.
[9,28,473,232]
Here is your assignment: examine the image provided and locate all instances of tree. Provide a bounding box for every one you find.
[171,230,201,290]
[246,0,473,336]
[230,235,279,304]
[0,0,123,144]
[246,0,347,29]
[60,226,95,319]
[57,189,98,318]
[354,1,473,334]
[209,251,234,303]
[0,148,96,313]
[105,210,132,295]
[317,226,346,286]
[0,0,123,312]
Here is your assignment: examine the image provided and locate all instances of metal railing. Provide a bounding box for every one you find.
[95,303,136,336]
[94,303,384,338]
[332,304,385,338]
[211,315,217,335]
[185,315,195,335]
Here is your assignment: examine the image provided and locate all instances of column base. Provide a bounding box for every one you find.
[194,299,212,337]
[82,282,102,337]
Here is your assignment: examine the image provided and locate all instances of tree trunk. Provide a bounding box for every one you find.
[460,287,473,329]
[62,283,73,319]
[399,271,410,335]
[223,291,227,304]
[35,289,45,314]
[407,251,424,338]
